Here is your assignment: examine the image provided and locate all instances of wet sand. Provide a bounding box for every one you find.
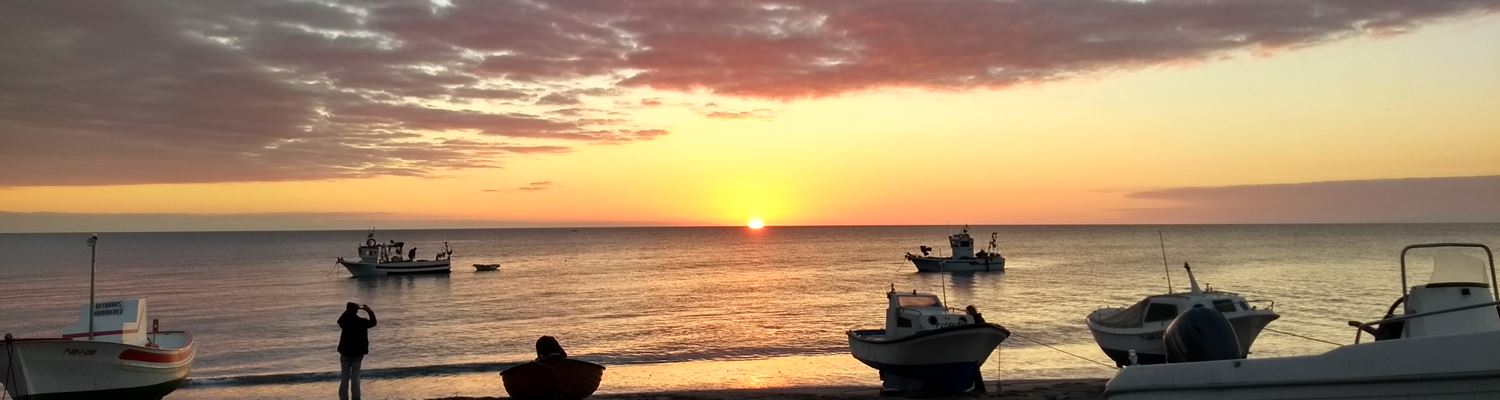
[433,378,1106,400]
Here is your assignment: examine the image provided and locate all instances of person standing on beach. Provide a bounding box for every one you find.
[338,302,377,400]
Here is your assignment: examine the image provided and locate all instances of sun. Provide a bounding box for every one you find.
[747,218,766,229]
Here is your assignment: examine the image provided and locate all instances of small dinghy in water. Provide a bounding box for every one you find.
[1105,243,1500,400]
[500,336,604,400]
[472,263,500,271]
[847,287,1009,394]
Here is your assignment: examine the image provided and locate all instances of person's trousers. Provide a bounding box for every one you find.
[340,354,364,400]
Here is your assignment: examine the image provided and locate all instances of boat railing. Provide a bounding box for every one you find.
[1349,300,1500,344]
[1245,299,1275,311]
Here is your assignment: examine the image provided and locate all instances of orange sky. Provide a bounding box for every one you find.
[2,2,1498,231]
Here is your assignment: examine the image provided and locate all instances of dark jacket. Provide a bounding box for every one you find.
[338,311,377,356]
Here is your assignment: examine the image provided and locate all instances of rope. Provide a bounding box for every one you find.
[1262,327,1343,347]
[1009,331,1118,370]
[4,337,16,400]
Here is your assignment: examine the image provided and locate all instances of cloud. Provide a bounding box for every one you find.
[1122,175,1500,223]
[518,181,554,191]
[3,0,1495,186]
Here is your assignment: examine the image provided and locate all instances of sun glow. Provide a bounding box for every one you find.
[747,218,765,229]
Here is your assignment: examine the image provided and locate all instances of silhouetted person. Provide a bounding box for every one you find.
[965,305,986,324]
[965,305,988,393]
[338,302,377,400]
[536,336,567,361]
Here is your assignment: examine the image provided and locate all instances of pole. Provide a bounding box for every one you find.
[1158,231,1171,294]
[88,234,98,340]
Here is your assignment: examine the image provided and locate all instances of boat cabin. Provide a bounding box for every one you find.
[1400,251,1500,339]
[62,299,149,346]
[884,291,974,338]
[1092,294,1256,329]
[948,229,976,259]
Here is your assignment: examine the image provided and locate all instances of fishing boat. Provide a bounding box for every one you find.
[847,287,1010,394]
[500,358,605,400]
[2,236,195,400]
[337,232,452,277]
[1086,263,1279,366]
[904,227,1005,272]
[473,264,500,271]
[1105,243,1500,399]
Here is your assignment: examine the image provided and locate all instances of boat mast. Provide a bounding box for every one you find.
[1158,231,1172,293]
[88,234,97,340]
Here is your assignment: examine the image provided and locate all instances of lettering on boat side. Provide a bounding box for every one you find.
[63,348,99,356]
[93,301,124,316]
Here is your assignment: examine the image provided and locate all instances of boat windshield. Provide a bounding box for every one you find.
[1428,252,1490,287]
[898,295,942,308]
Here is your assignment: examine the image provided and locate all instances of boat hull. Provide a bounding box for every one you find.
[500,358,605,400]
[339,260,451,277]
[1,334,194,400]
[1105,329,1500,400]
[907,256,1005,272]
[848,324,1009,393]
[1088,310,1278,366]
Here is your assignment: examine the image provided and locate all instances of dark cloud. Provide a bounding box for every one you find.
[3,0,1495,186]
[1122,175,1500,223]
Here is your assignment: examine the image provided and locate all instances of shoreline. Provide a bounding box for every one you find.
[430,378,1107,400]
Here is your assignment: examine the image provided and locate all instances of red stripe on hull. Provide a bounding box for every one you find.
[119,348,190,363]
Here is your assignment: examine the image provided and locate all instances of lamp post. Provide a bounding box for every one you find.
[88,234,97,340]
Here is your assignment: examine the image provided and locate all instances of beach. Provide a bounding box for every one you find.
[433,379,1107,400]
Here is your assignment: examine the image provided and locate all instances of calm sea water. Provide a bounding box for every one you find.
[1,225,1497,399]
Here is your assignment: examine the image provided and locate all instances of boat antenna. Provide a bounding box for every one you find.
[1158,230,1172,293]
[87,234,98,340]
[939,263,949,308]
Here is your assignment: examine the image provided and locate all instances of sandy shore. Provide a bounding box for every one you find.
[432,378,1106,400]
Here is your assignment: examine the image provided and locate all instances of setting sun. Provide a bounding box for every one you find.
[747,218,766,229]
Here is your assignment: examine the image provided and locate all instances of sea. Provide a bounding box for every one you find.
[1,224,1497,399]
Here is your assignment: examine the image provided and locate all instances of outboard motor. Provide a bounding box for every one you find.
[1163,305,1243,363]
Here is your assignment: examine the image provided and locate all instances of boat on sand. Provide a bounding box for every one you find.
[500,358,605,400]
[1105,243,1500,399]
[2,235,195,400]
[847,287,1009,394]
[1086,263,1279,366]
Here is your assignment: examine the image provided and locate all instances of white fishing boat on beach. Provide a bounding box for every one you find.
[337,232,453,277]
[1086,263,1280,366]
[1105,243,1500,400]
[2,236,195,400]
[904,227,1005,272]
[847,287,1009,394]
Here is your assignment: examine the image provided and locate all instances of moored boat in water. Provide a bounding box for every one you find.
[1086,263,1279,366]
[337,232,453,277]
[1104,243,1500,399]
[905,227,1005,272]
[473,263,500,271]
[847,287,1009,394]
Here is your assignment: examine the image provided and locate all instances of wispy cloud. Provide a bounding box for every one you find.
[518,181,554,191]
[1121,175,1500,223]
[2,1,1495,186]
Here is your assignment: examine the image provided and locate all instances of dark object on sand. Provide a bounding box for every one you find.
[500,358,605,400]
[1163,305,1243,363]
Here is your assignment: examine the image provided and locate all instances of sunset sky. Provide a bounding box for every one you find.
[2,1,1499,232]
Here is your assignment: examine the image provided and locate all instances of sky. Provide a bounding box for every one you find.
[2,0,1499,232]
